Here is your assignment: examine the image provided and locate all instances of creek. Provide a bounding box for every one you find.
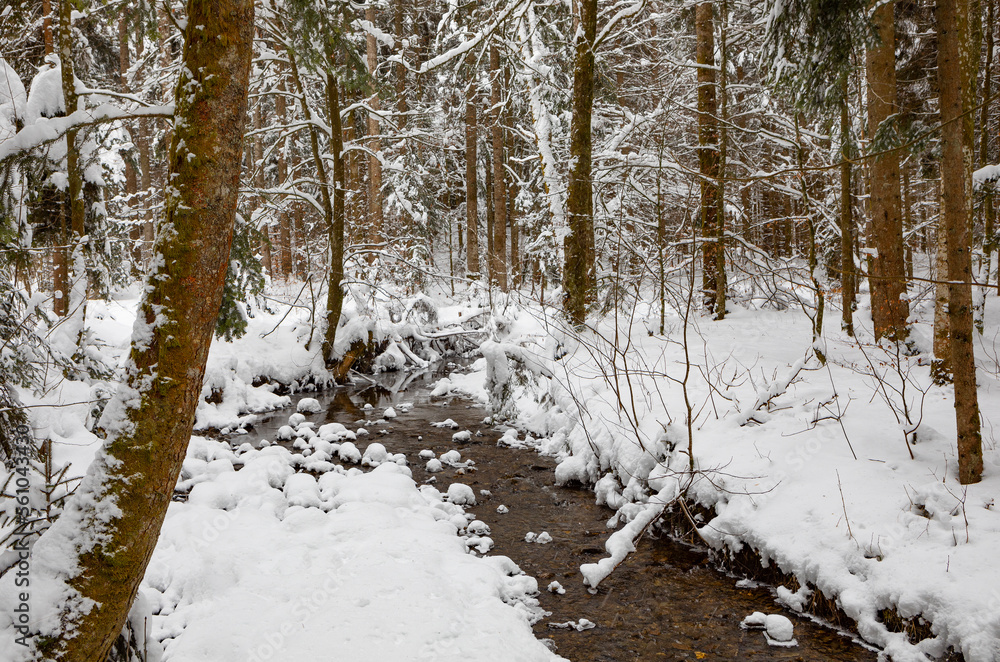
[224,365,879,662]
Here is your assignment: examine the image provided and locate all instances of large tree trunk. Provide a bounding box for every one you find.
[31,0,254,658]
[840,85,856,337]
[465,60,480,279]
[489,43,508,291]
[982,0,996,301]
[937,0,983,484]
[865,0,909,341]
[323,72,346,365]
[563,0,597,325]
[696,2,722,317]
[715,0,729,319]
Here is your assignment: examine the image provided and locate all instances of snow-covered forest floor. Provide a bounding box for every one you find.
[2,277,999,662]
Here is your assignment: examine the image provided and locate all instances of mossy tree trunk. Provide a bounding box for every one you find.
[33,0,254,658]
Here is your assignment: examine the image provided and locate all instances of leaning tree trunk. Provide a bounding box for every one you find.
[937,0,983,485]
[29,0,254,659]
[865,0,909,342]
[563,0,597,325]
[696,2,722,317]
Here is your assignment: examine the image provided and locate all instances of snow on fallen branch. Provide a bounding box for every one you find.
[580,480,681,589]
[736,354,809,426]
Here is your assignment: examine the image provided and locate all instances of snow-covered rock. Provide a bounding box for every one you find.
[338,441,362,464]
[764,614,795,644]
[467,520,491,536]
[447,483,476,506]
[297,398,321,414]
[362,443,389,467]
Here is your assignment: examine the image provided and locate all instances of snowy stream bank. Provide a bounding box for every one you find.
[161,370,877,661]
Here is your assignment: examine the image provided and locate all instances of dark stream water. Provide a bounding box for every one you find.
[220,366,879,662]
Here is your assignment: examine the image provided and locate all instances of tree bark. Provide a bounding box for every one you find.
[715,0,729,319]
[33,0,254,658]
[563,0,597,325]
[696,2,722,316]
[323,73,346,365]
[253,101,271,277]
[119,11,143,274]
[865,0,909,341]
[366,6,384,246]
[840,82,856,336]
[509,160,520,289]
[135,32,154,261]
[42,0,54,54]
[59,0,87,333]
[275,75,292,278]
[465,60,480,279]
[937,0,983,484]
[395,0,407,129]
[982,0,996,297]
[489,42,508,291]
[286,42,333,284]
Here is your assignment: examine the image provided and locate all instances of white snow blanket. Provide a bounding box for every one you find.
[143,438,560,662]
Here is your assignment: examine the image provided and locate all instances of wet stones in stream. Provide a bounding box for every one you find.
[225,378,879,662]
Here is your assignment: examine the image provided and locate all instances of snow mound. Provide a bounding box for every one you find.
[447,483,476,506]
[114,436,562,662]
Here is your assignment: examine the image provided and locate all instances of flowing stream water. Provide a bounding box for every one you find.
[222,366,879,662]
